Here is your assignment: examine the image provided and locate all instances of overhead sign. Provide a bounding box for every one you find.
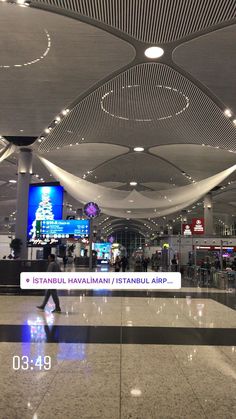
[182,218,204,235]
[182,224,192,236]
[84,202,100,218]
[36,219,90,239]
[192,218,204,234]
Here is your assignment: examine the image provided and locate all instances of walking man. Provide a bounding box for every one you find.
[37,254,61,313]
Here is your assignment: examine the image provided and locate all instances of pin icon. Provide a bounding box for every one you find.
[26,278,30,283]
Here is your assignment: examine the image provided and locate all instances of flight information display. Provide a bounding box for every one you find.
[36,219,90,239]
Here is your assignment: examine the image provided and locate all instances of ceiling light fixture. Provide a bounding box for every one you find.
[101,84,189,122]
[144,46,164,59]
[233,119,236,125]
[130,181,137,186]
[224,109,232,117]
[133,147,144,152]
[61,108,70,116]
[17,0,29,6]
[9,179,17,183]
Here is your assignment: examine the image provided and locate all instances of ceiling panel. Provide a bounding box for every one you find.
[38,63,236,152]
[36,143,129,177]
[90,152,188,186]
[0,3,134,137]
[173,25,236,113]
[33,0,236,43]
[150,144,236,180]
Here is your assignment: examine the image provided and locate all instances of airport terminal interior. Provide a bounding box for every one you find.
[1,0,236,418]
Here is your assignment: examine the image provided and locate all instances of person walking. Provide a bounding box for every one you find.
[171,255,178,272]
[142,257,149,272]
[121,255,128,272]
[63,254,68,271]
[37,254,61,313]
[114,256,121,272]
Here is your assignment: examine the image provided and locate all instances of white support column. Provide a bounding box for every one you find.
[204,192,214,235]
[15,148,33,259]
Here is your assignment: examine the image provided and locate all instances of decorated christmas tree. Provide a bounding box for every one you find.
[30,188,54,239]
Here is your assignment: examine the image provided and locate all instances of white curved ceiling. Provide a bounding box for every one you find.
[173,25,236,112]
[33,0,236,43]
[37,63,236,152]
[0,3,134,136]
[0,0,236,233]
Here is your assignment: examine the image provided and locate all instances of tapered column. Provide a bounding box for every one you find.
[204,193,214,235]
[89,218,94,271]
[15,148,33,259]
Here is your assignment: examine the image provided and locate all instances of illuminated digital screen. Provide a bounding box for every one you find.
[27,184,64,245]
[36,219,90,239]
[93,242,111,259]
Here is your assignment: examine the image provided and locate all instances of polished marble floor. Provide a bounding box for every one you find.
[1,288,236,418]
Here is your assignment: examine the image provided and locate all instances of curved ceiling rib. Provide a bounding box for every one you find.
[0,144,16,164]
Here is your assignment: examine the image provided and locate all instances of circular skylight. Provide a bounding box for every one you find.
[144,46,164,59]
[134,147,144,152]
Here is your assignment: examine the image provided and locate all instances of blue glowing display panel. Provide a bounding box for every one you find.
[93,242,111,259]
[36,219,90,239]
[27,184,64,244]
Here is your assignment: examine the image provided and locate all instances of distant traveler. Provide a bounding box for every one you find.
[134,256,142,272]
[152,251,160,271]
[121,256,128,272]
[214,257,221,270]
[37,254,61,313]
[142,257,149,272]
[114,256,121,272]
[63,255,68,271]
[171,255,178,272]
[231,258,236,271]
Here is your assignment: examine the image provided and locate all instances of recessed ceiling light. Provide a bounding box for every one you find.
[233,119,236,125]
[9,180,17,183]
[130,181,137,186]
[144,46,164,59]
[133,147,144,152]
[224,109,232,117]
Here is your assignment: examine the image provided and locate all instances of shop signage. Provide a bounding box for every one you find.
[192,218,204,234]
[84,202,100,218]
[182,224,192,236]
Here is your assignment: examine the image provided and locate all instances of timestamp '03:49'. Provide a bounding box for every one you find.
[12,355,51,370]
